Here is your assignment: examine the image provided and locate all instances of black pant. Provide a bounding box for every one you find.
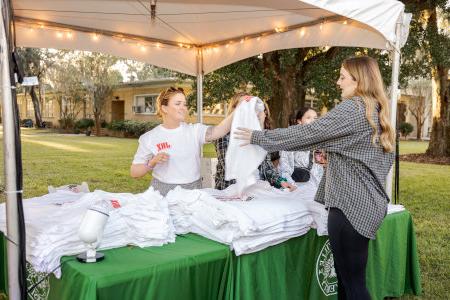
[328,208,371,300]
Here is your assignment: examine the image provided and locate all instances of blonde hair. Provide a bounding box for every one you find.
[156,87,185,117]
[228,92,273,129]
[342,56,395,152]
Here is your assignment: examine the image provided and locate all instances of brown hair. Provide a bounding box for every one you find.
[228,92,272,129]
[342,56,395,152]
[156,86,185,117]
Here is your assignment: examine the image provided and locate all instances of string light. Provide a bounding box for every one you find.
[92,33,99,41]
[257,37,261,42]
[156,42,161,48]
[299,28,305,37]
[140,45,146,52]
[66,32,73,39]
[320,23,323,31]
[240,38,244,44]
[178,43,183,48]
[343,20,348,25]
[56,31,63,38]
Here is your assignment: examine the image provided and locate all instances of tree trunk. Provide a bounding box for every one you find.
[94,112,101,136]
[267,71,298,128]
[425,7,450,156]
[29,86,43,128]
[416,118,422,140]
[263,50,307,128]
[426,65,450,156]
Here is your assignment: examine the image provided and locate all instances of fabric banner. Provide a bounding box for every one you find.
[0,211,421,300]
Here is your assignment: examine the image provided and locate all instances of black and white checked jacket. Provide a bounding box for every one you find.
[251,97,394,239]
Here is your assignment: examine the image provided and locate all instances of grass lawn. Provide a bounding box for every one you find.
[399,140,430,155]
[0,130,449,299]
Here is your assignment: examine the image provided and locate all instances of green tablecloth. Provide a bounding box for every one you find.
[1,210,421,300]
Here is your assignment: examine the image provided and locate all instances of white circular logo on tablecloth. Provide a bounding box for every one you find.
[316,240,338,296]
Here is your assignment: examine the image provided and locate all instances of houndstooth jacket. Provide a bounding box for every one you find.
[250,96,394,239]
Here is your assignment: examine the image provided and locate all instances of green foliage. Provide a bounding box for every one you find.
[58,117,76,130]
[108,120,160,137]
[124,60,179,81]
[399,122,414,138]
[74,118,95,130]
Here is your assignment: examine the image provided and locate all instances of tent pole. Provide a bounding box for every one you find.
[386,21,402,202]
[196,48,204,123]
[0,3,21,299]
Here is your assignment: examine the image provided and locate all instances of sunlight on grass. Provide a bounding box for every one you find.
[22,138,91,153]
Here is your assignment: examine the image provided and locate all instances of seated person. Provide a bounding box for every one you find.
[214,92,296,191]
[279,107,325,186]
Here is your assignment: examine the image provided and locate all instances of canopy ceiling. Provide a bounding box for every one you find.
[12,0,411,75]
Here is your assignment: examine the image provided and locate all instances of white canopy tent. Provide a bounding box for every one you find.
[1,1,411,299]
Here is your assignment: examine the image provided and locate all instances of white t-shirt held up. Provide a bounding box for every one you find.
[132,123,209,184]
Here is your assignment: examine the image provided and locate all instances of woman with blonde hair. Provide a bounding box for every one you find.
[214,92,296,191]
[235,56,394,299]
[130,87,236,196]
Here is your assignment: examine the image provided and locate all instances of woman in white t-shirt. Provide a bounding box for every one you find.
[130,87,235,196]
[279,107,325,187]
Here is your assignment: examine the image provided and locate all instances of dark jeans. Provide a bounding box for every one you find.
[328,208,371,300]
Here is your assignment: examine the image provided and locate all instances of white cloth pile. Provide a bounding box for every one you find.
[387,203,405,214]
[0,188,175,277]
[167,181,327,255]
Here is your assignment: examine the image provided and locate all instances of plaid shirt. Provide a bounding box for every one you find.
[213,133,286,190]
[251,97,394,239]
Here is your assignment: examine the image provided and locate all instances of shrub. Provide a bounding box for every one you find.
[74,118,95,130]
[58,117,76,130]
[399,122,414,139]
[108,120,160,137]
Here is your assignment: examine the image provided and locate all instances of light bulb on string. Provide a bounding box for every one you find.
[299,28,305,37]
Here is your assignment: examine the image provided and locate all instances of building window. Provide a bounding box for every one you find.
[26,97,34,118]
[43,97,54,118]
[133,94,158,114]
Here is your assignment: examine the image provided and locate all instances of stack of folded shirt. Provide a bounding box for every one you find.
[166,181,320,255]
[0,187,175,277]
[387,203,405,214]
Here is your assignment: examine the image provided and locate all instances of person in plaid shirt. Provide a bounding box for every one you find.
[213,93,296,192]
[235,56,395,300]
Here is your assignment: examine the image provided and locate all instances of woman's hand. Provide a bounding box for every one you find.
[281,181,297,192]
[234,127,254,146]
[149,152,169,168]
[314,150,327,166]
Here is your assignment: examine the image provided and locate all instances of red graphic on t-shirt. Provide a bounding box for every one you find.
[157,142,171,152]
[110,199,121,208]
